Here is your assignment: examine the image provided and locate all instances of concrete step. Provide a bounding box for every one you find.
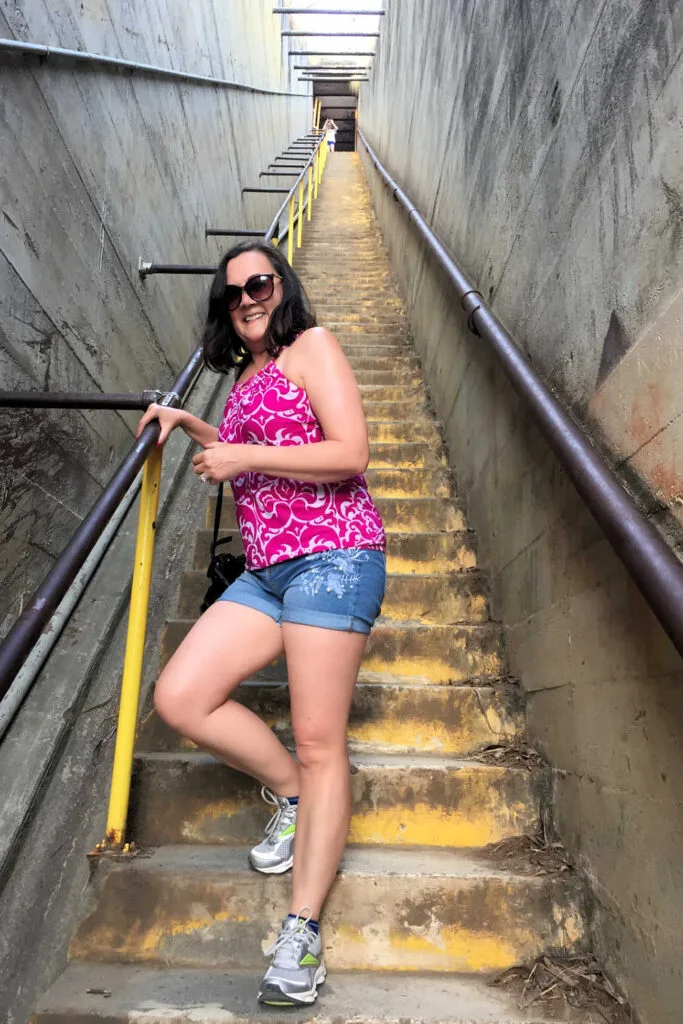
[368,467,453,496]
[129,752,545,849]
[311,298,405,309]
[368,466,454,493]
[331,322,409,335]
[210,465,451,497]
[317,302,405,315]
[178,567,489,623]
[307,288,403,299]
[353,368,424,386]
[358,384,423,403]
[179,569,489,622]
[363,402,437,423]
[160,619,505,684]
[298,261,391,269]
[302,276,397,286]
[323,309,406,319]
[68,846,589,972]
[137,682,522,756]
[338,336,412,349]
[193,530,477,575]
[346,353,422,368]
[368,442,447,467]
[366,419,442,442]
[305,280,397,290]
[299,242,387,249]
[33,962,592,1023]
[209,495,467,532]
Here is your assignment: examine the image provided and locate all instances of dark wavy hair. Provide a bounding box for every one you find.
[202,240,316,375]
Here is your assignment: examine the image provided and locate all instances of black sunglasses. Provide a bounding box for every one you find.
[223,273,281,312]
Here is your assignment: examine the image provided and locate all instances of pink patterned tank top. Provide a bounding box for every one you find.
[217,361,386,570]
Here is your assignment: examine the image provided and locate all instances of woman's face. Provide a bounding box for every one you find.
[226,250,284,353]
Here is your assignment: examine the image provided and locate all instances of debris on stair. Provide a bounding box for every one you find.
[471,742,547,770]
[481,831,573,876]
[492,954,632,1023]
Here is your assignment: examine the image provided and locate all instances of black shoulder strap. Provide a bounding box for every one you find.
[210,483,232,557]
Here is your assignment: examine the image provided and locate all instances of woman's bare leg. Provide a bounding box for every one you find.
[154,601,300,796]
[283,623,367,918]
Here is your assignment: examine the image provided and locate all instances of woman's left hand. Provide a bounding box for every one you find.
[192,442,250,484]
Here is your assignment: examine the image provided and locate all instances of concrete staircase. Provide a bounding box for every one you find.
[33,154,591,1022]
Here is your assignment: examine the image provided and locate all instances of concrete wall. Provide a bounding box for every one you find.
[0,0,309,642]
[0,372,227,1024]
[360,2,683,1021]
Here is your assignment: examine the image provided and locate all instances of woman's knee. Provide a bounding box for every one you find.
[295,730,347,771]
[153,674,191,732]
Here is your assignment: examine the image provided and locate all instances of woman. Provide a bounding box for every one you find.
[136,241,386,1006]
[324,118,338,152]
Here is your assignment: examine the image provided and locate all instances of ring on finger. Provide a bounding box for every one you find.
[199,473,208,484]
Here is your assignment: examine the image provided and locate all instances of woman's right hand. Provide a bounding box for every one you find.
[135,403,187,445]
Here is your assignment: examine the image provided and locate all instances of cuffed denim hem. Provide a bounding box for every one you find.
[282,605,372,634]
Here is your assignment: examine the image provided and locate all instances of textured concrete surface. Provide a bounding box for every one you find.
[359,3,683,1021]
[68,846,589,972]
[129,752,544,849]
[0,375,228,1024]
[31,154,591,1024]
[161,617,505,684]
[33,963,593,1024]
[0,0,309,641]
[0,8,308,1020]
[137,682,522,756]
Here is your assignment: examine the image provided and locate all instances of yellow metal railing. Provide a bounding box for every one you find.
[278,120,328,267]
[94,116,329,853]
[94,445,163,853]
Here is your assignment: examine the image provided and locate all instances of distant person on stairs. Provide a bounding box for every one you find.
[136,240,386,1008]
[324,118,338,152]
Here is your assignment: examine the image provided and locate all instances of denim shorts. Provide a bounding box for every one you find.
[218,548,386,634]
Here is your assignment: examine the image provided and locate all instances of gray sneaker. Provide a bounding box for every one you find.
[249,787,297,874]
[258,910,326,1006]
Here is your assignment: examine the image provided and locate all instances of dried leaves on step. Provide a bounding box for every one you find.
[471,743,547,770]
[492,955,632,1023]
[482,832,573,876]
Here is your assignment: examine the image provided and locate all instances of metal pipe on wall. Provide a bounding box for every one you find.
[0,392,156,410]
[357,126,683,660]
[0,37,302,97]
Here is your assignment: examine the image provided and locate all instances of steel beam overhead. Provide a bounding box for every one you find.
[274,7,385,12]
[282,31,380,37]
[289,51,376,56]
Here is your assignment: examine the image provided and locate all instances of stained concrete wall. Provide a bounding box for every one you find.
[359,2,683,1021]
[0,4,309,1019]
[0,0,309,642]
